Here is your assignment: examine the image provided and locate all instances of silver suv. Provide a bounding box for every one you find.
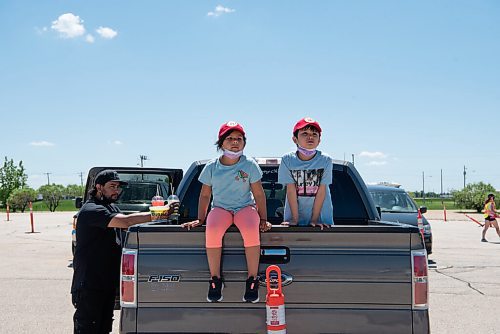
[368,184,433,254]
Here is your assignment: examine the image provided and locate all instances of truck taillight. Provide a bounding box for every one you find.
[121,249,137,307]
[412,250,428,310]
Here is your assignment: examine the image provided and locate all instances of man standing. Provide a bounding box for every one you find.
[71,170,172,333]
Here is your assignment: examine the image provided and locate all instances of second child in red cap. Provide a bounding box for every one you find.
[278,117,334,229]
[182,121,271,303]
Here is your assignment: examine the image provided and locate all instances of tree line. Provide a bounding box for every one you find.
[0,157,83,212]
[1,156,497,213]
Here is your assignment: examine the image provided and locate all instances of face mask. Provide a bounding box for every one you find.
[297,145,316,157]
[223,149,243,159]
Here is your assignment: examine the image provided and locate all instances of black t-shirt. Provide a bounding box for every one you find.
[71,198,121,293]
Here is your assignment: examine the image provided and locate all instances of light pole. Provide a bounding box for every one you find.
[44,172,51,186]
[139,155,149,167]
[463,165,466,188]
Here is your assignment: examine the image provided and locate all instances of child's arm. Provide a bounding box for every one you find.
[310,185,329,230]
[181,184,212,230]
[250,181,271,232]
[286,184,300,225]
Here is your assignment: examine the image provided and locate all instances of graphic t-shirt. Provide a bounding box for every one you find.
[278,151,334,226]
[199,155,263,213]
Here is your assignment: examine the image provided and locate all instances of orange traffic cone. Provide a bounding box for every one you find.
[266,265,286,334]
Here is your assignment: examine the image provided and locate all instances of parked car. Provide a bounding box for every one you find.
[72,167,183,255]
[367,184,432,254]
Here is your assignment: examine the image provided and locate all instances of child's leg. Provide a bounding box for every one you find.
[206,208,233,277]
[233,206,260,278]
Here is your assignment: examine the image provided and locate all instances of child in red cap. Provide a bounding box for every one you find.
[278,117,334,229]
[182,121,271,303]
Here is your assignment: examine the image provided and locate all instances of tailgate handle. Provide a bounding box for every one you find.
[260,246,290,264]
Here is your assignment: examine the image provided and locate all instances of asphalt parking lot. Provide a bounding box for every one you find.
[1,211,499,333]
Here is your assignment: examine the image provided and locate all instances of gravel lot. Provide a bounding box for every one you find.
[0,210,499,333]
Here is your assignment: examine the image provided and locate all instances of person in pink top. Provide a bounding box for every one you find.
[482,193,500,242]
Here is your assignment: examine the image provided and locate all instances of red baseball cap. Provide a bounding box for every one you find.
[218,121,246,139]
[293,117,322,134]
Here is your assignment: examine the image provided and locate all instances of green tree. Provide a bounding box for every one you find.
[7,187,37,212]
[0,157,28,207]
[65,184,84,198]
[452,182,496,212]
[38,184,65,212]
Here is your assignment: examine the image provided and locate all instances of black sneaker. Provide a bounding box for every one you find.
[481,238,488,242]
[207,276,224,302]
[243,276,259,303]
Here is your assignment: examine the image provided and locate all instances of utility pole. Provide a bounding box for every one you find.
[78,172,84,188]
[422,171,425,200]
[463,165,466,188]
[440,169,443,197]
[44,172,52,186]
[352,154,355,166]
[140,155,149,167]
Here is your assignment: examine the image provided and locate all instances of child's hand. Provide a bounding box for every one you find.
[260,221,272,232]
[309,221,331,230]
[181,220,204,230]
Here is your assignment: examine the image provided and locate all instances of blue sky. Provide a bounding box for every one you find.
[1,1,499,193]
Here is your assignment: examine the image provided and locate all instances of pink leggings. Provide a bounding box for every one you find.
[205,206,260,248]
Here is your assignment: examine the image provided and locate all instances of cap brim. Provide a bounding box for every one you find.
[107,179,128,186]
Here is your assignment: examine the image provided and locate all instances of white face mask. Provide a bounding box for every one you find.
[297,145,316,157]
[223,149,243,159]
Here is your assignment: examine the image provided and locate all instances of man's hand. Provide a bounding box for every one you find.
[181,219,204,230]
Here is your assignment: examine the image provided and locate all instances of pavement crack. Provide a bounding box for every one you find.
[433,268,485,295]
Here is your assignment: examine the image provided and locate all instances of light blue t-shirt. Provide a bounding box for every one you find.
[278,151,334,226]
[198,155,263,213]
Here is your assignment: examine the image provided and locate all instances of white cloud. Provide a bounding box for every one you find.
[51,13,85,38]
[113,140,123,145]
[207,5,236,17]
[359,151,387,159]
[85,34,95,43]
[30,141,55,147]
[96,26,118,39]
[367,161,387,166]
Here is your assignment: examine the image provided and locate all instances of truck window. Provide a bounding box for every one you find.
[179,163,368,224]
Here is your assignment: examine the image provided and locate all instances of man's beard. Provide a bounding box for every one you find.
[100,194,119,204]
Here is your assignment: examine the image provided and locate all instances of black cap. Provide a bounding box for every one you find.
[94,170,128,186]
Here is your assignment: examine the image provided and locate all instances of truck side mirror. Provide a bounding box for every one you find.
[75,197,83,208]
[419,206,427,214]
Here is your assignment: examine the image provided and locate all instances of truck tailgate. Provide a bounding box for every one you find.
[125,224,423,334]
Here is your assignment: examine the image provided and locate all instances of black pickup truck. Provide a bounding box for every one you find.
[115,158,429,334]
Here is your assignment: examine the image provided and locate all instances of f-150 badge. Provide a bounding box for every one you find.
[148,274,181,283]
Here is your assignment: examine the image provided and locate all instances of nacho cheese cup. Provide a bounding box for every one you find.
[150,205,169,221]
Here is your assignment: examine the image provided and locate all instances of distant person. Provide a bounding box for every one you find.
[481,193,500,242]
[181,121,271,303]
[71,169,176,334]
[278,117,334,229]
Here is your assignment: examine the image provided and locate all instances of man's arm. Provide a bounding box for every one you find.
[108,212,151,228]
